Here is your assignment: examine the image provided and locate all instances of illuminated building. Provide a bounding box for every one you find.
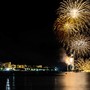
[16,65,27,69]
[2,62,12,69]
[12,64,16,70]
[36,65,42,68]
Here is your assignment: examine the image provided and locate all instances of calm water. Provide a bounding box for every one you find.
[0,72,90,90]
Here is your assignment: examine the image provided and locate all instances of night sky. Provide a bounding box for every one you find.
[0,0,61,65]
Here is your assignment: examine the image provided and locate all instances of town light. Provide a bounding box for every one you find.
[5,68,11,71]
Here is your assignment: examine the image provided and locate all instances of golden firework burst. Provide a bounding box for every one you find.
[75,58,90,72]
[69,34,90,56]
[55,0,90,32]
[54,18,77,43]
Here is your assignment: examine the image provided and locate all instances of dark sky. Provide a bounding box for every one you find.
[0,0,60,65]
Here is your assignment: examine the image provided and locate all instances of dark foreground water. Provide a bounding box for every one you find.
[0,72,90,90]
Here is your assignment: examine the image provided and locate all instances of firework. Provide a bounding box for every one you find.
[54,18,77,43]
[54,18,77,33]
[56,0,90,31]
[75,58,90,72]
[69,34,90,56]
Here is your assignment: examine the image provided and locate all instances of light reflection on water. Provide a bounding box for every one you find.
[2,72,90,90]
[5,74,15,90]
[12,74,15,90]
[55,72,89,90]
[6,78,10,90]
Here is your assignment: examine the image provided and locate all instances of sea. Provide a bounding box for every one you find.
[0,71,90,90]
